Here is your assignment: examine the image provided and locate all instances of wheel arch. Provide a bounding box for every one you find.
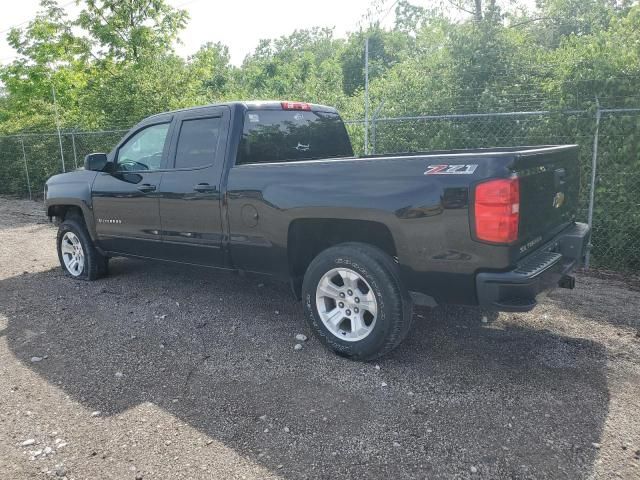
[287,218,398,299]
[47,200,97,241]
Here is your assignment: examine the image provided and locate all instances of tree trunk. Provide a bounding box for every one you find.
[474,0,482,21]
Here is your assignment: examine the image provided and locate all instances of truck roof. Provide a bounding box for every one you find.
[143,101,338,124]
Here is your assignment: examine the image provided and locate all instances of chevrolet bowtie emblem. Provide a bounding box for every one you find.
[552,192,565,209]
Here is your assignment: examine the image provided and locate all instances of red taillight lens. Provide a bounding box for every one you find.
[474,177,520,244]
[281,101,311,111]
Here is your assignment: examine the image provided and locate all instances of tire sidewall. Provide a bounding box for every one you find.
[303,248,402,359]
[57,220,91,280]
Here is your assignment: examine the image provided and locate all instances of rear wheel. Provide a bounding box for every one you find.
[57,216,108,281]
[302,243,413,360]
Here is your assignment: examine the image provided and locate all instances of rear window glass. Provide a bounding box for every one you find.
[237,110,353,165]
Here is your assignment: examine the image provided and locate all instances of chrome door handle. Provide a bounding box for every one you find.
[137,184,156,193]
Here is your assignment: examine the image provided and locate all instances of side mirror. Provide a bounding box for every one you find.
[84,153,109,172]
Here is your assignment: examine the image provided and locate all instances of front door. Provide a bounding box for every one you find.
[92,121,172,257]
[157,107,230,266]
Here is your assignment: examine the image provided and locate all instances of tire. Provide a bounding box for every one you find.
[57,216,108,281]
[302,243,413,361]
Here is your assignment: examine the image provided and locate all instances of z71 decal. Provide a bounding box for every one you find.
[424,164,478,175]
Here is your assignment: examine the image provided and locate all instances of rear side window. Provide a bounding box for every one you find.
[174,117,221,169]
[237,110,353,165]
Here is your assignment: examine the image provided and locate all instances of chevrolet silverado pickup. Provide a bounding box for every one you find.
[45,101,590,360]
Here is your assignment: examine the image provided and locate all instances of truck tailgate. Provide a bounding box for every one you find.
[513,146,580,257]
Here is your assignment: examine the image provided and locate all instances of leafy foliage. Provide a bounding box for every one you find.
[76,0,189,61]
[0,0,639,269]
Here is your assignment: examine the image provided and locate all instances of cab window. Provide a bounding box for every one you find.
[174,117,221,169]
[117,123,170,171]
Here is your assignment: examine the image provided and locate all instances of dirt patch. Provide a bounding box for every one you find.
[0,197,638,479]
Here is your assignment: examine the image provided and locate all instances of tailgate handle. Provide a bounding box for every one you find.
[554,168,566,189]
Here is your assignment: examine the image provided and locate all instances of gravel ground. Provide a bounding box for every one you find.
[0,196,639,480]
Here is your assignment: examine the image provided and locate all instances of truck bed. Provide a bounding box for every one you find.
[226,144,580,305]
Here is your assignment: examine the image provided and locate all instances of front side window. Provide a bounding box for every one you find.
[117,123,170,171]
[174,117,221,169]
[237,110,353,165]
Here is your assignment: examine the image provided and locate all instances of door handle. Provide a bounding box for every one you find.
[137,184,156,193]
[193,183,217,193]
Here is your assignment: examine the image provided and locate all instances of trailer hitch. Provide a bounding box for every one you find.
[558,274,575,289]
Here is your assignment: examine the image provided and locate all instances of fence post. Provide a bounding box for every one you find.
[371,119,376,155]
[52,86,66,172]
[364,37,369,155]
[71,132,78,169]
[370,99,385,155]
[20,137,32,201]
[585,100,601,268]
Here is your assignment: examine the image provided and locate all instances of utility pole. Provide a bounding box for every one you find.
[52,86,66,173]
[364,37,370,155]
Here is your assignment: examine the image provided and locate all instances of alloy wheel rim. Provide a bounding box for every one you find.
[315,267,378,342]
[60,232,84,277]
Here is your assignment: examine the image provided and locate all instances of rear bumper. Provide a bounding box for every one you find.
[476,222,590,312]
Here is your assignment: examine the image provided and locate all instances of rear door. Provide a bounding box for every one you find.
[92,121,172,257]
[156,106,230,266]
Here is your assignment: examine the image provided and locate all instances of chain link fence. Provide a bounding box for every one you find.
[590,110,640,271]
[345,107,640,271]
[0,129,127,198]
[1,108,639,271]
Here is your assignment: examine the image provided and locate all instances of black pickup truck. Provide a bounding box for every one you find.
[45,101,590,360]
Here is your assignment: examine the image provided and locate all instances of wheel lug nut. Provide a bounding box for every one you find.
[347,290,353,296]
[354,297,360,303]
[339,292,345,298]
[354,307,359,313]
[338,302,344,308]
[345,309,351,316]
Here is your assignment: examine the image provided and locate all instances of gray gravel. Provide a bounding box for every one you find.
[0,196,639,479]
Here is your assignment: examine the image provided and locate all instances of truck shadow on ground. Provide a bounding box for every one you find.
[2,258,610,479]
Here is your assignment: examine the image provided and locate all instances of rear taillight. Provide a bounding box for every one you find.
[281,101,311,111]
[474,177,520,244]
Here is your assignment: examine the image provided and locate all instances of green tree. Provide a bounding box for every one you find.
[76,0,189,62]
[530,0,631,46]
[340,27,412,97]
[0,0,194,132]
[186,42,233,101]
[0,0,90,132]
[237,28,348,108]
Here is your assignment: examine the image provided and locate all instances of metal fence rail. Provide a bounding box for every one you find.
[1,107,639,272]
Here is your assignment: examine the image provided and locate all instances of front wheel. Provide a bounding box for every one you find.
[302,243,413,361]
[57,216,108,281]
